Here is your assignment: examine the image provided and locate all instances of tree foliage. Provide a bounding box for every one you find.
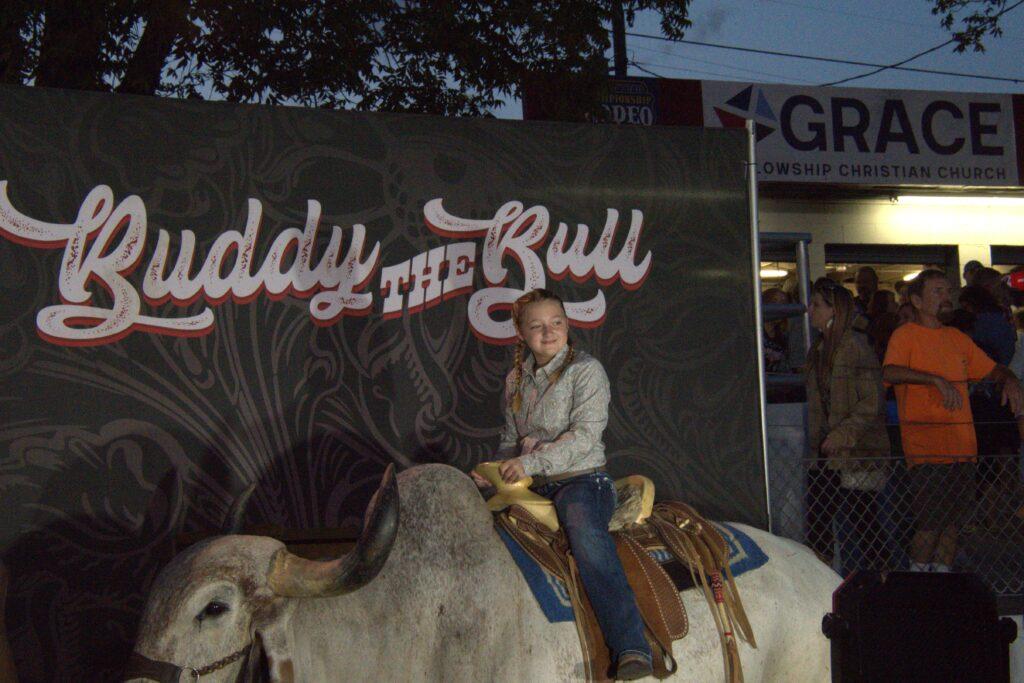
[0,1,691,115]
[931,0,1014,52]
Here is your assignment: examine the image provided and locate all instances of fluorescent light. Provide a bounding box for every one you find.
[897,194,1024,207]
[760,269,789,279]
[903,271,922,282]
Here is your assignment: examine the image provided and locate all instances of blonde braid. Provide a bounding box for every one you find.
[512,339,526,413]
[548,337,575,386]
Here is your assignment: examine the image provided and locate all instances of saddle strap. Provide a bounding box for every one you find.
[646,507,756,683]
[613,533,686,678]
[497,507,611,682]
[650,503,755,645]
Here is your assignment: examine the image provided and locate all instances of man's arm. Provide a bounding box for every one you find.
[983,364,1024,416]
[882,364,962,411]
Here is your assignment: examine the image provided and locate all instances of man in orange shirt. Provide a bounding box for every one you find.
[883,269,1023,572]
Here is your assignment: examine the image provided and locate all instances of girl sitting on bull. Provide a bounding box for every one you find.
[473,288,652,680]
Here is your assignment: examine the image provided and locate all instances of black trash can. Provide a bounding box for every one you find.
[822,570,1017,682]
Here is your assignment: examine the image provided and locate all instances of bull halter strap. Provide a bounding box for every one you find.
[125,643,251,682]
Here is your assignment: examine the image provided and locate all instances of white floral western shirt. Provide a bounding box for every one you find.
[497,344,611,478]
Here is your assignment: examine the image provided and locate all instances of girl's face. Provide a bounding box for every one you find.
[517,299,569,367]
[807,292,834,333]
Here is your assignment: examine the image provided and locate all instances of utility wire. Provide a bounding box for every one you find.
[630,43,817,84]
[819,0,1024,87]
[629,61,665,79]
[623,31,1024,85]
[819,40,954,87]
[628,58,760,82]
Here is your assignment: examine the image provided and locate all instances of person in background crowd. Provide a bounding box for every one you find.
[946,307,974,334]
[897,301,916,326]
[958,285,1022,507]
[963,260,984,287]
[805,278,892,577]
[866,290,900,362]
[868,290,898,318]
[895,281,910,305]
[762,287,791,373]
[1011,309,1024,486]
[880,297,917,570]
[1007,266,1024,309]
[974,267,1013,322]
[854,266,879,318]
[958,286,1015,366]
[883,270,1024,572]
[1009,310,1024,381]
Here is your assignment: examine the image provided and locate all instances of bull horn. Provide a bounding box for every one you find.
[224,482,257,534]
[266,464,399,598]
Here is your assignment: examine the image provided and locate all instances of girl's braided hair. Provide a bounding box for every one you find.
[510,288,576,412]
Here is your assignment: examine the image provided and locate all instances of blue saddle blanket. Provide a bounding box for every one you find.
[497,521,768,623]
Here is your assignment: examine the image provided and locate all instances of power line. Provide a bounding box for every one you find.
[819,39,954,87]
[628,58,762,82]
[623,31,1024,85]
[819,0,1024,87]
[630,43,817,84]
[629,61,665,79]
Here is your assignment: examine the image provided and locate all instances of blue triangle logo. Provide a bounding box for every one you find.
[725,85,753,112]
[755,90,775,122]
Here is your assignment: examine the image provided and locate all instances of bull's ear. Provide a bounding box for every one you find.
[236,631,269,683]
[249,609,297,683]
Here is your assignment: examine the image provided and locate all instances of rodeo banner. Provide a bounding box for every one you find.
[0,84,763,680]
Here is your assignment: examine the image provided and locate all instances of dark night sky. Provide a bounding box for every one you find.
[497,0,1024,117]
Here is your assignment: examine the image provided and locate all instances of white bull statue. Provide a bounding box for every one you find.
[126,464,840,682]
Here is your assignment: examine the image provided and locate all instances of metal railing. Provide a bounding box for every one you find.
[769,380,1024,612]
[771,450,1024,610]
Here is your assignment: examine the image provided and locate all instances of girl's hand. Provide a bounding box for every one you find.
[470,469,491,489]
[498,458,526,483]
[821,434,838,457]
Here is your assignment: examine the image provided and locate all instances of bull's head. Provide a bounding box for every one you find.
[125,465,399,682]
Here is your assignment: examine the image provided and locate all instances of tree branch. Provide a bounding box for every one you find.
[116,0,189,95]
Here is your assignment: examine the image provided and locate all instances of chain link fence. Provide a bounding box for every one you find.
[768,414,1024,608]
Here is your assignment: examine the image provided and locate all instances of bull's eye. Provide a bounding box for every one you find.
[196,600,229,622]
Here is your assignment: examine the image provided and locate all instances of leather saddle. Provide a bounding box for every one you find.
[476,460,655,533]
[477,465,755,683]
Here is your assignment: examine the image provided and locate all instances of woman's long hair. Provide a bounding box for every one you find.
[807,278,855,392]
[510,289,575,412]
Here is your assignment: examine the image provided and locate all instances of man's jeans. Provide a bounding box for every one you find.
[534,472,651,662]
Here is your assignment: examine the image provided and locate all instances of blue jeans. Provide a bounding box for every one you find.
[534,472,651,662]
[877,470,911,570]
[832,481,911,577]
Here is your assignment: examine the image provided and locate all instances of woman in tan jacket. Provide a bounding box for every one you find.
[806,278,892,576]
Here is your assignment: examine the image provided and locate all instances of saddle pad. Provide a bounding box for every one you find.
[499,522,767,624]
[497,526,575,622]
[647,523,769,573]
